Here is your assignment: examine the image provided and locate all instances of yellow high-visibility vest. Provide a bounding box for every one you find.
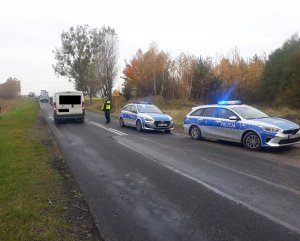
[106,101,111,110]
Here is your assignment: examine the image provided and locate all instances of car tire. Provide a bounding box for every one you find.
[136,120,143,132]
[243,131,261,151]
[119,118,126,127]
[164,130,171,133]
[54,118,58,124]
[190,125,201,140]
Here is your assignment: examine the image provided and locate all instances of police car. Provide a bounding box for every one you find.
[183,100,300,151]
[119,102,174,132]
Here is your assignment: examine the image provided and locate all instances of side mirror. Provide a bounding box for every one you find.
[229,116,239,121]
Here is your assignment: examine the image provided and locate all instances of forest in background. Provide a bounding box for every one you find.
[122,33,300,108]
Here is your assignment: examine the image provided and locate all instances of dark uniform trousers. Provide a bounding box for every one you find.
[105,110,110,123]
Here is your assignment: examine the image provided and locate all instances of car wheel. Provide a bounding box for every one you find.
[243,132,261,151]
[119,117,126,127]
[164,130,171,133]
[190,126,201,140]
[54,118,58,124]
[136,120,143,132]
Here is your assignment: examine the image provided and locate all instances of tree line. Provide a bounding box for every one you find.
[0,77,21,99]
[53,26,299,108]
[122,34,300,108]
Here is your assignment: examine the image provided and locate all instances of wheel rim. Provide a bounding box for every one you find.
[137,122,141,131]
[245,134,260,149]
[191,127,199,139]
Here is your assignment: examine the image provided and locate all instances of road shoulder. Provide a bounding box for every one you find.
[38,109,103,241]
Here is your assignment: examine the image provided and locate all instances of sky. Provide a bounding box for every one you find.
[0,0,299,96]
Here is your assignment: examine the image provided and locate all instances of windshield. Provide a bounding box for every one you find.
[137,104,162,114]
[230,106,269,119]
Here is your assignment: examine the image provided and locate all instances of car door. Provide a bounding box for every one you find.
[214,107,241,142]
[200,107,218,138]
[188,108,204,126]
[128,105,138,126]
[122,105,132,125]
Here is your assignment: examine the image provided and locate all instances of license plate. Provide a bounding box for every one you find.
[158,123,168,127]
[289,134,300,139]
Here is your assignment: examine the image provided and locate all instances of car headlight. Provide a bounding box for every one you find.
[144,117,154,122]
[259,125,281,133]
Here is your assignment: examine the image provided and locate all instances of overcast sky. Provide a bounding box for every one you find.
[0,0,299,96]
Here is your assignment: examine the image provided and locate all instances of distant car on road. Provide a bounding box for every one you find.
[183,100,300,151]
[53,91,85,124]
[39,90,49,103]
[119,102,174,133]
[49,97,53,106]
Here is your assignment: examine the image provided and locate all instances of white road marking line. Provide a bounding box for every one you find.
[118,140,300,234]
[143,138,300,196]
[89,121,127,136]
[48,114,54,121]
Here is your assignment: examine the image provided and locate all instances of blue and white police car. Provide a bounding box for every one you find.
[119,102,174,133]
[183,100,300,151]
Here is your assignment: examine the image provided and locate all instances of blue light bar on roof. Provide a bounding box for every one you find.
[218,100,242,105]
[132,101,152,105]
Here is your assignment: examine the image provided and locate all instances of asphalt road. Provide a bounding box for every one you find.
[41,103,300,241]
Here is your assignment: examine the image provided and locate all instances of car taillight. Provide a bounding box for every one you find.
[82,101,85,110]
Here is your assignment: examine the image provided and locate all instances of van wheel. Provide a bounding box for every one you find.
[80,118,85,124]
[243,132,261,151]
[119,118,126,127]
[136,120,143,132]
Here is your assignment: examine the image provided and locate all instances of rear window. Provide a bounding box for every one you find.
[202,108,216,117]
[59,95,81,105]
[190,108,204,116]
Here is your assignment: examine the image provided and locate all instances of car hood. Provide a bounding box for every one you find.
[140,113,172,121]
[248,117,299,130]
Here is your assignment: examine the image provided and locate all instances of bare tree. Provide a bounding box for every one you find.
[53,25,119,102]
[91,27,118,100]
[53,25,91,93]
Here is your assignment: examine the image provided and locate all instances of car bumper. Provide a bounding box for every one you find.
[144,121,174,131]
[262,131,300,147]
[183,124,190,134]
[54,113,85,121]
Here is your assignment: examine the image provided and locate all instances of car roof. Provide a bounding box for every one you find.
[54,91,83,95]
[192,104,249,109]
[133,102,152,104]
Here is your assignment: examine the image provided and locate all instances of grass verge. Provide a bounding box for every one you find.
[0,98,101,241]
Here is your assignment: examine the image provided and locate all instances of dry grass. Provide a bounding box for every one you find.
[0,97,23,116]
[259,106,300,124]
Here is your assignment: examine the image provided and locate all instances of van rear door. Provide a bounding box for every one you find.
[58,94,83,115]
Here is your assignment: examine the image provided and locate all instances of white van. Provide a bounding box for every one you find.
[53,91,85,124]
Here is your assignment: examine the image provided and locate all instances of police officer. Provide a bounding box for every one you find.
[102,97,111,123]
